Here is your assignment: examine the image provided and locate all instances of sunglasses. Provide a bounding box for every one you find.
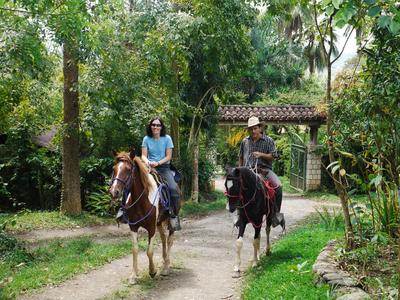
[151,124,162,128]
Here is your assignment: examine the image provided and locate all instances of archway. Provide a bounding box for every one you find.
[218,104,326,191]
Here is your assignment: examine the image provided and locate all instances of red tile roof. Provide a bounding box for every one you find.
[219,105,326,125]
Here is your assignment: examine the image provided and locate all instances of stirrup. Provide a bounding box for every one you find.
[115,209,127,224]
[169,215,181,231]
[272,212,284,228]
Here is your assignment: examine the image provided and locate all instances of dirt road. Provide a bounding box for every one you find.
[19,193,336,300]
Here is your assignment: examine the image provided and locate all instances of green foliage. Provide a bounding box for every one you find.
[0,211,112,233]
[0,237,140,299]
[236,14,308,102]
[242,219,342,300]
[85,184,117,217]
[316,206,344,231]
[331,23,400,238]
[256,78,325,106]
[336,240,399,298]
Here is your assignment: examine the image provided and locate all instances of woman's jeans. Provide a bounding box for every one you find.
[156,164,180,215]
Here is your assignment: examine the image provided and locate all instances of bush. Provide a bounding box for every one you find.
[85,184,117,217]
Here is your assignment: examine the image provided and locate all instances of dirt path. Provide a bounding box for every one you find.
[18,193,338,300]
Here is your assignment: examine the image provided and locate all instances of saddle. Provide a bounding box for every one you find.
[149,168,170,212]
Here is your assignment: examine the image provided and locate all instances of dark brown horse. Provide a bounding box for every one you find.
[109,149,179,284]
[225,167,281,278]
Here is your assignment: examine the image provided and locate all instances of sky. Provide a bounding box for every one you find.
[331,27,358,77]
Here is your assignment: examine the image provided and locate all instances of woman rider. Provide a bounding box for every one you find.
[141,117,181,231]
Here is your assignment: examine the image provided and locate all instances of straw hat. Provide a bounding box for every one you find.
[247,116,263,128]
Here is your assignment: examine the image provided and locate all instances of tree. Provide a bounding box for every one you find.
[178,0,256,201]
[8,0,94,214]
[312,0,400,248]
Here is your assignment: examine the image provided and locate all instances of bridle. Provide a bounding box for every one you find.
[225,168,266,228]
[225,174,259,209]
[110,159,144,208]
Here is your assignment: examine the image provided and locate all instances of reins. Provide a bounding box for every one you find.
[225,167,275,228]
[111,158,166,226]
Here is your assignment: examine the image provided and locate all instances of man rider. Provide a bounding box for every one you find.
[238,116,284,227]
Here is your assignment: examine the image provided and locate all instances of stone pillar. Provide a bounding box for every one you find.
[306,144,322,191]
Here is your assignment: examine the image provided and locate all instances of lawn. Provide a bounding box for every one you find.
[242,215,344,300]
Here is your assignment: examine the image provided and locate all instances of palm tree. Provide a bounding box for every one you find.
[274,2,339,75]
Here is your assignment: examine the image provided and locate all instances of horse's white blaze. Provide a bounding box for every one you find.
[234,237,243,272]
[226,180,233,189]
[110,162,124,192]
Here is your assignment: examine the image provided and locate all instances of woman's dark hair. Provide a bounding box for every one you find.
[146,117,167,137]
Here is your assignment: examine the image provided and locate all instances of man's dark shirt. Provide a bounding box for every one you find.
[239,134,278,169]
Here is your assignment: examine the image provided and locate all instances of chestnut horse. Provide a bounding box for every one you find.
[109,149,178,284]
[225,167,281,278]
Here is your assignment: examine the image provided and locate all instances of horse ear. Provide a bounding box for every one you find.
[129,147,135,160]
[224,164,233,175]
[112,150,117,157]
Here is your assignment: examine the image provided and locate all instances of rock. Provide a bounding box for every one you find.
[335,287,371,300]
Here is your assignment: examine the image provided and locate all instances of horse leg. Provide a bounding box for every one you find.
[233,221,246,278]
[158,222,170,276]
[251,227,261,267]
[165,229,175,272]
[147,231,157,278]
[265,223,271,256]
[129,231,140,285]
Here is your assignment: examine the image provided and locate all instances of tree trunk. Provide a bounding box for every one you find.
[326,61,354,248]
[170,118,180,164]
[60,42,81,214]
[308,56,315,75]
[191,137,199,203]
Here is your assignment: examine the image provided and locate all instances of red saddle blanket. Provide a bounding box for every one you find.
[262,179,276,203]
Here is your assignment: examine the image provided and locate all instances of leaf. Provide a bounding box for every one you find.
[378,16,391,29]
[326,161,339,170]
[364,0,376,4]
[368,6,381,17]
[332,0,343,9]
[389,19,400,34]
[335,19,347,28]
[325,5,335,16]
[369,174,383,187]
[331,165,340,175]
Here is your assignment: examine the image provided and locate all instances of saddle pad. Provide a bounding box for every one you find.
[262,179,276,203]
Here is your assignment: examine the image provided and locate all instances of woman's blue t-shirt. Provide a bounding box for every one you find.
[142,135,174,163]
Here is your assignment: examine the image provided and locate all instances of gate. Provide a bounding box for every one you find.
[290,144,307,190]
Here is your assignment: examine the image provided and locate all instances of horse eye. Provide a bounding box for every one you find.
[226,180,233,189]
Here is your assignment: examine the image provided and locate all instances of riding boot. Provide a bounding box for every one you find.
[272,186,284,228]
[168,200,181,231]
[169,214,181,231]
[115,208,127,224]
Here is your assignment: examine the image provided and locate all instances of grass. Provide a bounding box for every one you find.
[0,237,146,299]
[242,215,344,300]
[279,176,302,194]
[0,210,114,233]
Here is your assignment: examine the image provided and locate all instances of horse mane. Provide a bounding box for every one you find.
[238,167,257,190]
[133,156,150,194]
[115,152,150,194]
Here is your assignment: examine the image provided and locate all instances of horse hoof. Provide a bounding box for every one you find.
[128,276,138,285]
[149,271,157,278]
[160,268,169,276]
[232,270,241,278]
